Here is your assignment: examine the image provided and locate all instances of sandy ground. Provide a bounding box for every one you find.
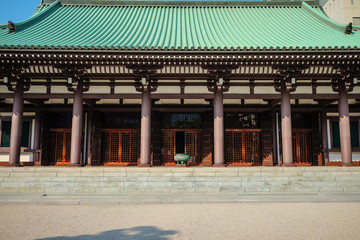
[1,203,360,240]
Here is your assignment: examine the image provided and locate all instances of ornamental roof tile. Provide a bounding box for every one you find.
[0,0,359,51]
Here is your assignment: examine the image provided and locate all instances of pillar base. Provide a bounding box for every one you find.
[68,164,82,167]
[280,164,296,167]
[138,164,152,167]
[213,164,226,167]
[342,163,354,167]
[8,163,21,167]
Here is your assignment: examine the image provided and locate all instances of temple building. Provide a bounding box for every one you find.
[0,0,359,167]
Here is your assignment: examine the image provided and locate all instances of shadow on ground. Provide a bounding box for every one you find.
[37,226,178,240]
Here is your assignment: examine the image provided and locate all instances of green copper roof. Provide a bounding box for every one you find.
[0,0,359,51]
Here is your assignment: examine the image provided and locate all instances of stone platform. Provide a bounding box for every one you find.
[1,166,360,194]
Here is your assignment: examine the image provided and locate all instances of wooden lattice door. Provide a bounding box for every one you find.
[161,130,202,166]
[292,129,312,165]
[102,129,139,166]
[50,129,71,165]
[225,130,261,166]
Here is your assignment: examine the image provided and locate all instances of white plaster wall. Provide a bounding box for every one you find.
[51,86,68,93]
[317,86,334,94]
[27,86,47,94]
[253,86,278,94]
[114,86,137,94]
[226,86,250,94]
[185,86,208,94]
[123,99,141,104]
[156,99,180,104]
[184,99,208,105]
[87,86,110,94]
[295,86,312,94]
[156,86,179,94]
[0,153,33,162]
[0,85,9,93]
[329,152,360,162]
[223,99,242,105]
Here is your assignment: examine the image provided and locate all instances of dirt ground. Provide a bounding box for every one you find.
[1,202,360,240]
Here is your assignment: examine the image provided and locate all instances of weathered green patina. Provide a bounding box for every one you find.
[0,0,359,50]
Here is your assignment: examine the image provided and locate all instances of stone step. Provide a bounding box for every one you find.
[1,167,360,194]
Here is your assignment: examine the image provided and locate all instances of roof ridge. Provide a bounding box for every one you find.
[41,0,321,7]
[302,2,360,32]
[0,1,61,32]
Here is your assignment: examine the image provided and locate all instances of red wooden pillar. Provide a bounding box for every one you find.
[321,111,329,165]
[281,90,293,165]
[9,80,24,166]
[213,89,225,166]
[140,89,152,166]
[338,90,352,165]
[70,89,83,166]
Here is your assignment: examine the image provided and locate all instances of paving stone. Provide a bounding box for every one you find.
[99,182,123,187]
[1,182,26,188]
[194,182,218,187]
[283,172,306,177]
[25,182,51,188]
[70,187,95,194]
[75,182,100,187]
[10,172,34,177]
[170,188,196,193]
[121,188,148,193]
[146,188,172,193]
[172,172,194,177]
[241,177,266,182]
[126,168,149,173]
[51,177,76,182]
[245,187,270,193]
[35,167,59,172]
[33,172,57,177]
[148,172,172,177]
[313,181,337,187]
[95,187,121,193]
[194,172,216,177]
[147,177,171,182]
[344,186,360,192]
[219,187,244,193]
[217,181,241,187]
[294,187,319,192]
[265,177,289,182]
[124,177,148,182]
[11,168,36,172]
[75,177,100,182]
[241,182,267,187]
[103,172,127,177]
[18,188,45,193]
[305,167,329,172]
[0,172,10,177]
[172,182,194,188]
[260,167,284,172]
[99,177,124,182]
[0,187,18,193]
[195,187,220,193]
[261,172,284,177]
[147,182,172,188]
[3,177,26,182]
[238,172,261,177]
[171,177,195,182]
[336,181,355,186]
[56,172,81,177]
[44,187,70,193]
[305,172,332,177]
[215,171,238,177]
[269,187,294,193]
[216,177,242,182]
[80,171,104,177]
[103,167,127,172]
[49,182,75,188]
[124,182,149,188]
[241,167,261,172]
[194,177,218,182]
[319,187,344,192]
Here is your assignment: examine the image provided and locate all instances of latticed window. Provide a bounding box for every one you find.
[225,130,261,166]
[50,129,71,165]
[102,129,139,165]
[225,113,260,129]
[292,130,312,165]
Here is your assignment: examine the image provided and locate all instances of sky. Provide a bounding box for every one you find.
[0,0,328,25]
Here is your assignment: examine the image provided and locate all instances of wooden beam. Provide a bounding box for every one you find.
[24,99,46,106]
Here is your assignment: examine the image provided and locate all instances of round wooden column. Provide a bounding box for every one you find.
[338,90,352,165]
[70,89,83,166]
[140,90,152,166]
[213,90,225,166]
[9,81,24,166]
[281,90,293,165]
[321,111,329,165]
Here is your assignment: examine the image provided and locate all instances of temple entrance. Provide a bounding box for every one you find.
[49,129,71,165]
[161,129,202,165]
[225,130,261,166]
[101,129,139,166]
[292,129,313,165]
[224,113,262,166]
